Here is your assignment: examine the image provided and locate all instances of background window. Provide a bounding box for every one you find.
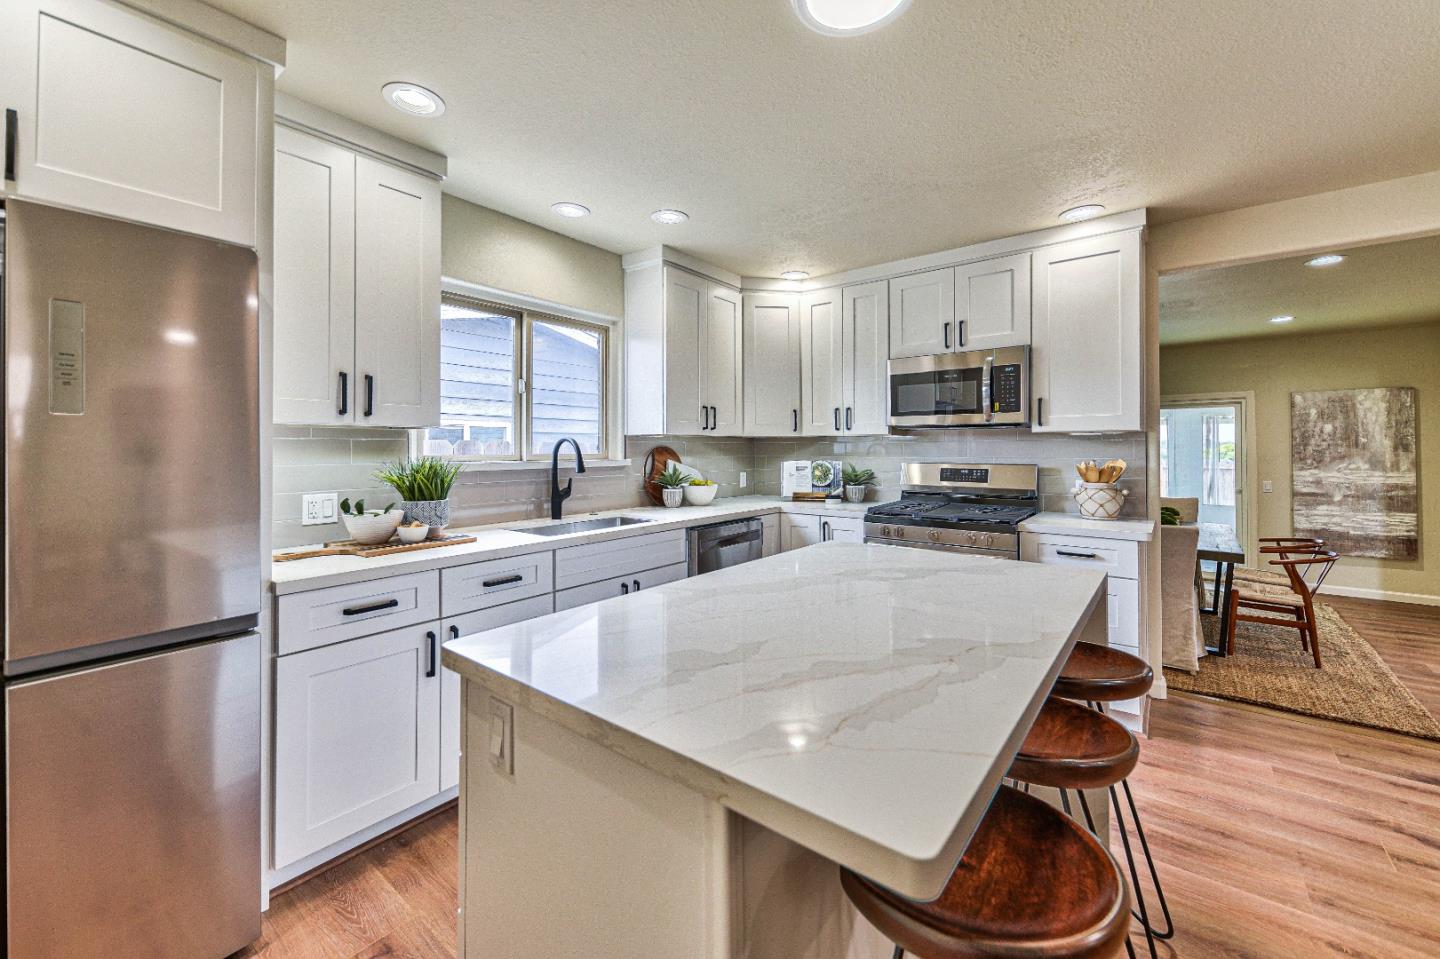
[529,318,604,456]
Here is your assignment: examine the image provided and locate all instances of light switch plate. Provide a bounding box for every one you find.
[739,471,747,488]
[1262,480,1274,493]
[489,697,515,776]
[302,492,338,525]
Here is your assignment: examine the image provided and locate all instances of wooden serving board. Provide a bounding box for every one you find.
[274,533,478,562]
[643,445,681,506]
[789,491,831,502]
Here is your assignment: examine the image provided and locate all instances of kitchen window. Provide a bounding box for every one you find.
[418,294,608,461]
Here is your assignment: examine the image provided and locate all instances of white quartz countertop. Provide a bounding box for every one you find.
[1019,511,1155,541]
[269,496,872,594]
[442,541,1107,898]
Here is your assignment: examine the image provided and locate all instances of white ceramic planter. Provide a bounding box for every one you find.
[683,484,718,506]
[343,510,404,545]
[661,488,685,508]
[843,485,869,504]
[1074,482,1128,520]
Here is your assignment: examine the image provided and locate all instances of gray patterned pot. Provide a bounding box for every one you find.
[401,499,451,538]
[843,485,869,504]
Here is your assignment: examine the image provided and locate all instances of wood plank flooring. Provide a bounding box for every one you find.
[242,597,1440,958]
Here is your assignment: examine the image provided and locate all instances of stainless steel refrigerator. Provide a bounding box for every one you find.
[1,200,262,959]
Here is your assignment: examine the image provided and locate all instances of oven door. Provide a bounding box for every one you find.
[887,347,1029,428]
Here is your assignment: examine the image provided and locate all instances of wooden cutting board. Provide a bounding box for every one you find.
[642,445,681,506]
[274,533,478,562]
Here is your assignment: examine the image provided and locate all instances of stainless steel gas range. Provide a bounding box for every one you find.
[863,463,1039,559]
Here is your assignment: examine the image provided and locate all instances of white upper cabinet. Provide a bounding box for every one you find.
[1030,230,1143,433]
[0,0,258,245]
[842,280,890,435]
[799,288,842,436]
[272,129,440,428]
[627,263,743,437]
[744,292,801,436]
[354,155,441,428]
[273,127,355,425]
[888,267,955,358]
[955,252,1031,350]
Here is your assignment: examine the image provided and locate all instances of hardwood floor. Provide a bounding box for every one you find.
[244,597,1440,959]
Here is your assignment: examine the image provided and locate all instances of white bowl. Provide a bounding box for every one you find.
[396,524,430,544]
[683,484,718,506]
[343,510,403,545]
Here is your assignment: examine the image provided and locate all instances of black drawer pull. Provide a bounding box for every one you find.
[632,579,641,592]
[1055,550,1101,560]
[621,581,629,595]
[482,574,525,588]
[449,625,460,641]
[341,598,399,616]
[4,109,16,182]
[425,631,437,678]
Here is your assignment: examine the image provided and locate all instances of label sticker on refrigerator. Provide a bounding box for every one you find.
[49,299,85,415]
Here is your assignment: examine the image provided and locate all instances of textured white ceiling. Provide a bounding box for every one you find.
[214,0,1440,278]
[1160,233,1440,345]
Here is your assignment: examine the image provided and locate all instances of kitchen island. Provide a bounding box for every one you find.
[442,541,1109,959]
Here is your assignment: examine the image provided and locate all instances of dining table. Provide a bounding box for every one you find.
[1197,522,1246,656]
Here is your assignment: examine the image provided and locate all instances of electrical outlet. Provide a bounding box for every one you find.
[1262,480,1274,493]
[739,471,747,488]
[302,492,339,525]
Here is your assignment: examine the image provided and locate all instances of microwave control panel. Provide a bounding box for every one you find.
[993,364,1023,412]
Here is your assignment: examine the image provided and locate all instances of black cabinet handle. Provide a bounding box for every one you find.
[710,406,717,430]
[425,631,437,678]
[833,407,840,431]
[632,579,641,592]
[792,409,798,432]
[822,521,832,541]
[958,320,965,348]
[845,407,853,431]
[943,321,951,350]
[482,574,525,588]
[449,625,460,640]
[363,374,375,417]
[341,598,399,616]
[621,581,630,595]
[1056,550,1100,559]
[1036,396,1044,427]
[337,371,349,417]
[4,109,16,182]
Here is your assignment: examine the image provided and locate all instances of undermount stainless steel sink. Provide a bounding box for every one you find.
[513,516,654,537]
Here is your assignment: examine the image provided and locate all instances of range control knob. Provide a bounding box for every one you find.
[978,533,993,549]
[896,527,906,538]
[928,530,941,543]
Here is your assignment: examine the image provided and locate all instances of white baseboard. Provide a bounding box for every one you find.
[1319,583,1440,607]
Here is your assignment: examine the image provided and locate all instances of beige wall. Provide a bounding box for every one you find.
[441,194,624,317]
[1161,322,1439,603]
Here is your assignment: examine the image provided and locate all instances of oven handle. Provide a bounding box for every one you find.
[982,353,994,423]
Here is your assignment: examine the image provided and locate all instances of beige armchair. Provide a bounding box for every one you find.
[1159,509,1204,672]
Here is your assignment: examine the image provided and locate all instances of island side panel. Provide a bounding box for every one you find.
[459,682,737,959]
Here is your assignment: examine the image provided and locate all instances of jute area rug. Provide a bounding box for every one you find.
[1164,603,1440,742]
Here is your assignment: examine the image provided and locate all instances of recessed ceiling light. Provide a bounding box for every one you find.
[1269,315,1296,324]
[1060,204,1106,222]
[793,0,912,35]
[780,271,809,281]
[1305,254,1346,268]
[651,209,689,225]
[551,202,591,218]
[381,81,445,117]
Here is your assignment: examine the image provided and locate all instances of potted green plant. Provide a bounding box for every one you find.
[656,464,688,508]
[841,464,878,503]
[339,498,402,545]
[374,457,463,539]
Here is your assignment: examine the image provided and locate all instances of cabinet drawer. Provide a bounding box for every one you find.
[1021,532,1139,580]
[442,551,553,617]
[277,571,440,655]
[554,562,688,612]
[554,529,686,590]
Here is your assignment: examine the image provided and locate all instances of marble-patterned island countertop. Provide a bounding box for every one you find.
[443,541,1108,900]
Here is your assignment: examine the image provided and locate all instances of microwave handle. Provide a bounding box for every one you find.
[982,354,994,423]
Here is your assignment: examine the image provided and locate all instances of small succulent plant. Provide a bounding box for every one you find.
[842,464,878,487]
[656,464,688,489]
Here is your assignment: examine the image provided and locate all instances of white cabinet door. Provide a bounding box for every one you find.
[842,280,890,435]
[743,293,801,436]
[553,562,688,611]
[820,515,865,543]
[888,268,955,359]
[0,0,257,245]
[800,288,843,436]
[440,593,555,793]
[705,284,743,435]
[274,624,441,867]
[761,514,781,558]
[781,514,822,551]
[663,267,706,436]
[353,155,440,428]
[273,127,356,425]
[1105,577,1141,656]
[1031,231,1142,433]
[955,252,1031,350]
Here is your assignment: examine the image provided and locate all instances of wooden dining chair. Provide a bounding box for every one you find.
[1226,548,1339,667]
[1234,538,1326,588]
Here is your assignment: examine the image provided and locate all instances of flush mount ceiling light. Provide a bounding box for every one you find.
[1060,204,1106,222]
[550,202,591,218]
[651,209,689,225]
[1305,254,1346,268]
[381,81,446,117]
[1269,315,1296,324]
[792,0,912,35]
[780,271,809,281]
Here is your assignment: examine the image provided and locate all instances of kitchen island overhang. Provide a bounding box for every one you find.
[443,542,1110,958]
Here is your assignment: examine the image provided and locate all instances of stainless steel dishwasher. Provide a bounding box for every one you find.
[687,518,765,576]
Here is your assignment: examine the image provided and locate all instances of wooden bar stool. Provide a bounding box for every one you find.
[840,784,1130,959]
[1046,644,1172,959]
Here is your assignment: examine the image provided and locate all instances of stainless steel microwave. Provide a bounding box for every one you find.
[888,346,1030,428]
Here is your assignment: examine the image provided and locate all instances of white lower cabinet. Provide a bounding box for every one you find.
[554,562,688,611]
[761,514,781,557]
[781,512,863,551]
[782,514,822,551]
[274,623,441,868]
[440,594,555,793]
